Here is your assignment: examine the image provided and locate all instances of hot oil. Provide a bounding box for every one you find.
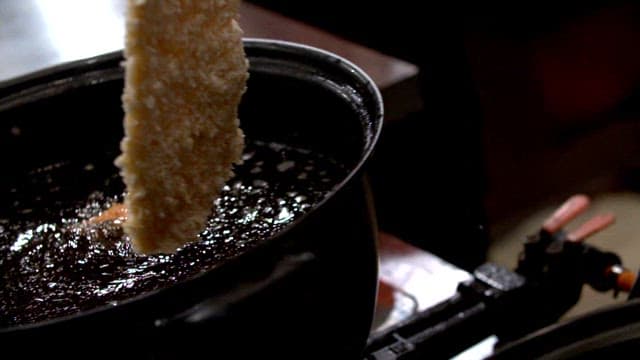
[0,140,346,327]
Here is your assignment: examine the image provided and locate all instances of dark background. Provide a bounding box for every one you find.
[249,0,640,270]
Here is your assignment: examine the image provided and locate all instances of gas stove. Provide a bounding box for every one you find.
[365,195,639,359]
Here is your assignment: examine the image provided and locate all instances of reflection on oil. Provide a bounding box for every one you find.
[0,140,346,327]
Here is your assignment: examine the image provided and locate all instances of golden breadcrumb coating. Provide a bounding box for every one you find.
[115,0,248,254]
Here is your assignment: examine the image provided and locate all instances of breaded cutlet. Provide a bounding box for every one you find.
[115,0,248,254]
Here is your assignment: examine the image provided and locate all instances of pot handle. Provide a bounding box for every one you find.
[154,251,316,327]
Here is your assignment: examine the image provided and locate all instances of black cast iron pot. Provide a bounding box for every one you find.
[0,39,383,359]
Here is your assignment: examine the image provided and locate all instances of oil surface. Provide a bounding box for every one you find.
[0,140,346,327]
